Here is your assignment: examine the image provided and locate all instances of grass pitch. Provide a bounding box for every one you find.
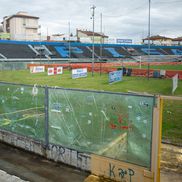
[0,69,181,96]
[121,64,182,71]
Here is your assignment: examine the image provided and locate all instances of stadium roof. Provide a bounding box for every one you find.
[77,29,108,38]
[143,35,172,41]
[172,37,182,41]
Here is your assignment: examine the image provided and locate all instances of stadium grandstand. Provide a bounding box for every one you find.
[0,40,182,63]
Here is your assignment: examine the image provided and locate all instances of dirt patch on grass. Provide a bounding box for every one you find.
[161,143,182,174]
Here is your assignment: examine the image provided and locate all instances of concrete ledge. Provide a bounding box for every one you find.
[0,169,28,182]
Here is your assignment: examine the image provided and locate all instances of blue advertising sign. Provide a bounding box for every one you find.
[72,68,88,79]
[116,39,132,44]
[109,70,123,84]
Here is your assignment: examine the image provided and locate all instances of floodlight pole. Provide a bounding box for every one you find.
[91,5,96,77]
[100,13,103,76]
[147,0,151,80]
[68,21,71,69]
[39,26,42,64]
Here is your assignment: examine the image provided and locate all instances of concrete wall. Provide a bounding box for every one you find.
[0,129,91,171]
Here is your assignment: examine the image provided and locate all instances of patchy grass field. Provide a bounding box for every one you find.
[162,99,182,145]
[0,69,181,96]
[0,69,181,144]
[122,64,182,71]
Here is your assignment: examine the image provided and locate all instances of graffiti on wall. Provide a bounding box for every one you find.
[109,163,135,182]
[48,144,90,170]
[0,129,91,171]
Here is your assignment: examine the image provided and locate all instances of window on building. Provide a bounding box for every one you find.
[23,18,26,26]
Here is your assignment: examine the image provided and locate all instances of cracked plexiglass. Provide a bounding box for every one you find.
[0,83,45,141]
[49,88,154,168]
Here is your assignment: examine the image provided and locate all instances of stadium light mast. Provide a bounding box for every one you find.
[68,21,71,70]
[68,21,71,59]
[100,13,103,76]
[39,25,42,64]
[91,5,96,77]
[147,0,151,80]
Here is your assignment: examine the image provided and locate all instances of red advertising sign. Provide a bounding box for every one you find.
[47,67,63,76]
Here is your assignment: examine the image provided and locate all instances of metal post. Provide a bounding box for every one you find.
[44,86,49,149]
[91,5,96,77]
[47,27,49,40]
[139,56,142,69]
[100,13,102,76]
[68,21,71,58]
[68,21,71,70]
[47,27,49,65]
[147,0,151,80]
[39,26,42,64]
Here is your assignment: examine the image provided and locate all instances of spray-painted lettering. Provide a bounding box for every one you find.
[109,163,135,182]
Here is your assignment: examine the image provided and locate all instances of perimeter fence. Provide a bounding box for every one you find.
[0,62,28,70]
[0,82,155,169]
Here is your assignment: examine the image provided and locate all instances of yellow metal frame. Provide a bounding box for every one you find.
[157,97,163,182]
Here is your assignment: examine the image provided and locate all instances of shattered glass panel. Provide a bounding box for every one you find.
[0,83,45,141]
[49,88,154,168]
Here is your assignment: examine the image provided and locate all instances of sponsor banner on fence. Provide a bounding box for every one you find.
[48,67,63,76]
[72,68,87,79]
[30,66,45,73]
[109,70,123,84]
[172,74,178,94]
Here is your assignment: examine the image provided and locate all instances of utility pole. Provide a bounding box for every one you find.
[147,0,151,80]
[91,5,96,77]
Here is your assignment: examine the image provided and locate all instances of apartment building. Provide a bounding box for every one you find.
[76,29,108,43]
[2,11,39,41]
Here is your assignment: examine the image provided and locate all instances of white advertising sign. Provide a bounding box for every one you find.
[116,39,132,44]
[72,68,87,79]
[48,67,54,76]
[57,67,63,74]
[47,67,63,76]
[172,74,178,94]
[30,66,45,73]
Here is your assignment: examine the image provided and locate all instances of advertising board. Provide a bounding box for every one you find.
[48,68,54,76]
[56,67,63,74]
[109,70,123,84]
[48,67,63,76]
[72,68,87,79]
[30,66,45,73]
[116,39,132,44]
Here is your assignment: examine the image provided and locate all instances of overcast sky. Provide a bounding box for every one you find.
[0,0,181,43]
